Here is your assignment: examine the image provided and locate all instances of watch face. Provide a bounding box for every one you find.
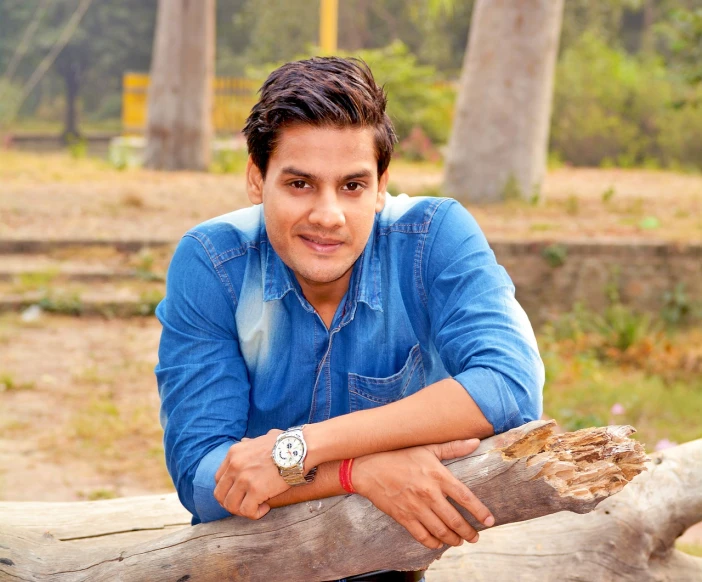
[274,435,305,469]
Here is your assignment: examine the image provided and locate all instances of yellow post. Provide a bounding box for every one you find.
[319,0,338,54]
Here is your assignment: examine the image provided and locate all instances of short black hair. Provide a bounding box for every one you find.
[243,57,397,179]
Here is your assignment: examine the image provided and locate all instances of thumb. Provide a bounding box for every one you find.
[433,438,481,461]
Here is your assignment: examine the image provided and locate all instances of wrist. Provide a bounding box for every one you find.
[348,454,373,496]
[301,421,333,469]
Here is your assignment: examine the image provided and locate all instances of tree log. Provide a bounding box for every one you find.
[427,437,702,582]
[0,421,646,581]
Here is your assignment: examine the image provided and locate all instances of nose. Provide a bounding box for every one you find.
[308,188,346,229]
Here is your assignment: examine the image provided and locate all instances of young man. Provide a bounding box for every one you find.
[156,57,543,581]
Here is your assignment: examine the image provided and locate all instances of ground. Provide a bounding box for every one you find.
[1,151,701,241]
[0,150,700,550]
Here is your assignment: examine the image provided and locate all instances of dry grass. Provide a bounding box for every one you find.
[0,313,171,501]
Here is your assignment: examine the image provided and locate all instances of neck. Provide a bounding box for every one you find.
[296,269,353,328]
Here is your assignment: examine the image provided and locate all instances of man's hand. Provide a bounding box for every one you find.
[214,429,289,519]
[352,439,494,550]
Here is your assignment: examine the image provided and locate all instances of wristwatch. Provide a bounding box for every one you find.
[271,425,317,485]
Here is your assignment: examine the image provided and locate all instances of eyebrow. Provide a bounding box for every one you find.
[280,166,374,182]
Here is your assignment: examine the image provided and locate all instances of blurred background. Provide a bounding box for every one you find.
[0,0,700,554]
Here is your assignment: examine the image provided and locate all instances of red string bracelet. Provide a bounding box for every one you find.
[339,458,356,494]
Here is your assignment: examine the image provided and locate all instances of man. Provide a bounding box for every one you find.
[156,57,543,581]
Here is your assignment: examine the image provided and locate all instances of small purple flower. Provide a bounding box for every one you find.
[610,403,625,416]
[654,439,677,452]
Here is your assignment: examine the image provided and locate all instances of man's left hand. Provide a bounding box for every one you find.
[214,429,289,519]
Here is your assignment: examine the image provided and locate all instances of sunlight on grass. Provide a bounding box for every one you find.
[0,150,117,182]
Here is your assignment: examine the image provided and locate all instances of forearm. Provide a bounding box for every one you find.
[304,378,493,469]
[267,460,345,509]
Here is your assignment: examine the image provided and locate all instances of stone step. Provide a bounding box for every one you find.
[0,255,165,282]
[0,280,165,317]
[0,239,175,255]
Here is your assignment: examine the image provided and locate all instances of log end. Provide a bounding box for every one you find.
[502,423,648,507]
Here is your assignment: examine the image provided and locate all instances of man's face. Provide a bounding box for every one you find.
[247,124,388,293]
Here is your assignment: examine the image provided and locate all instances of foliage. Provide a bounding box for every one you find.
[541,244,568,268]
[551,32,702,169]
[661,7,702,86]
[539,313,702,448]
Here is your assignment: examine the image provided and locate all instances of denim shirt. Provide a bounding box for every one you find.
[155,194,544,524]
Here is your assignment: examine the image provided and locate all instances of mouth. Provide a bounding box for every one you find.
[299,234,344,254]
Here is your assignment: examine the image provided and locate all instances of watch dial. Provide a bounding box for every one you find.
[275,436,304,469]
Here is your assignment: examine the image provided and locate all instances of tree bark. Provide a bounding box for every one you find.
[144,0,216,171]
[427,437,702,582]
[444,0,564,203]
[0,421,646,582]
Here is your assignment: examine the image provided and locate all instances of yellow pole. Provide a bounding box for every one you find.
[319,0,338,54]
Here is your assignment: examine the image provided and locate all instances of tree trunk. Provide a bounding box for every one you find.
[144,0,216,171]
[444,0,564,203]
[0,421,646,582]
[427,437,702,582]
[61,63,81,141]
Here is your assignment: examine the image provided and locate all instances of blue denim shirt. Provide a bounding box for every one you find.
[155,194,544,524]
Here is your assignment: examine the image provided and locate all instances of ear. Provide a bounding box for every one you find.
[246,156,264,205]
[375,170,389,213]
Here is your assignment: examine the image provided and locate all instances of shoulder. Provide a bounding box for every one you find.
[377,194,476,236]
[182,205,264,266]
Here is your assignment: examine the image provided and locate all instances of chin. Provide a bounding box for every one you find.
[297,263,353,285]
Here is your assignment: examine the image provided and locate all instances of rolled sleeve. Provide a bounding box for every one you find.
[156,234,252,522]
[192,441,236,523]
[425,201,544,433]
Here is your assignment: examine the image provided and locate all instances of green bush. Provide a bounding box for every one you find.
[550,33,702,169]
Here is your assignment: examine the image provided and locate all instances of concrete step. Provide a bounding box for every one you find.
[0,255,165,283]
[0,239,174,254]
[0,280,165,317]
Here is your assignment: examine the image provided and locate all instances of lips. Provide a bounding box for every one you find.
[299,234,344,254]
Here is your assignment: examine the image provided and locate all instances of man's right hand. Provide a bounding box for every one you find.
[352,439,494,549]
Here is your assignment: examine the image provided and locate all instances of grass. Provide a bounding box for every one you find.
[539,305,702,449]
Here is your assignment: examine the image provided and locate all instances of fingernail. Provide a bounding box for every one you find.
[484,516,495,527]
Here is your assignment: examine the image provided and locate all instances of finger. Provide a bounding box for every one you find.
[221,482,247,516]
[444,476,494,528]
[239,493,270,520]
[432,496,480,543]
[416,507,463,547]
[213,473,234,504]
[432,439,480,461]
[401,518,444,550]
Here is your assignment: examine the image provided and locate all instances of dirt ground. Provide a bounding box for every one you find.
[0,314,171,502]
[1,151,701,242]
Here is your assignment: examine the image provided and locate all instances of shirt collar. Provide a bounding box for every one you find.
[261,218,383,313]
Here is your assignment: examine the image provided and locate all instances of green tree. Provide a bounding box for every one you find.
[0,0,156,136]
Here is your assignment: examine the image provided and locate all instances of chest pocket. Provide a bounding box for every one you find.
[348,344,425,412]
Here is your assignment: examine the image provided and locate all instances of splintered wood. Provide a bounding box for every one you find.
[502,423,647,500]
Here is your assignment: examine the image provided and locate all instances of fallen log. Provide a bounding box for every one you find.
[0,420,646,581]
[427,436,702,582]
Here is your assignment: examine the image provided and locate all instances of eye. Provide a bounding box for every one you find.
[290,180,309,190]
[343,182,364,192]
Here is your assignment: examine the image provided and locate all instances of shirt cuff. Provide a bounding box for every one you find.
[192,440,236,523]
[453,367,523,434]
